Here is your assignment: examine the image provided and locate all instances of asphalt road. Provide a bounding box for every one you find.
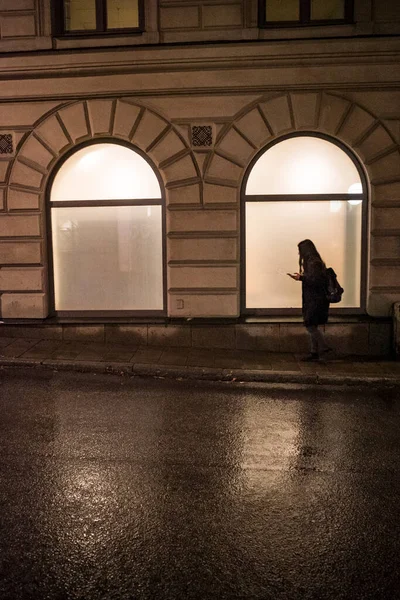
[0,368,399,600]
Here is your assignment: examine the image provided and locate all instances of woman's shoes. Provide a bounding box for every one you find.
[301,352,319,362]
[320,347,335,358]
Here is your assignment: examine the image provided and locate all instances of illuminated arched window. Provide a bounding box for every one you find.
[243,134,366,312]
[50,142,164,315]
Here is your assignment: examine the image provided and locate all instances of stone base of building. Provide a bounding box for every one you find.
[0,317,393,357]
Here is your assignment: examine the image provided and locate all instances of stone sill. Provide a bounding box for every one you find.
[243,315,391,324]
[0,316,392,356]
[0,315,391,326]
[53,31,159,50]
[0,37,52,53]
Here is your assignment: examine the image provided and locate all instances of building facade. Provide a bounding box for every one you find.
[0,0,399,354]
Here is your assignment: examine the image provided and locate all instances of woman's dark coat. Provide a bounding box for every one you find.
[300,257,329,327]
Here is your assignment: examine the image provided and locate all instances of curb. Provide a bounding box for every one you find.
[0,357,399,388]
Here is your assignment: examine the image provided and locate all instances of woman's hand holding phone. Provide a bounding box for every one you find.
[287,272,301,281]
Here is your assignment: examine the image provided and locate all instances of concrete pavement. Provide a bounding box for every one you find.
[0,335,399,387]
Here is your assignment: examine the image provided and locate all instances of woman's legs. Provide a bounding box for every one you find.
[305,325,330,356]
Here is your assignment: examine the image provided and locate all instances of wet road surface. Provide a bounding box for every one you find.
[0,369,399,600]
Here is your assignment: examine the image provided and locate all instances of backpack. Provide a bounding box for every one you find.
[325,267,344,303]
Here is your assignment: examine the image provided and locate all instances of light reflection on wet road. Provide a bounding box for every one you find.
[0,369,399,599]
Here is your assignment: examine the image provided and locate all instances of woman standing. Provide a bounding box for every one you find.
[288,239,331,361]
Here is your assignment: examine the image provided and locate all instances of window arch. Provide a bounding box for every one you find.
[242,133,367,314]
[49,141,165,316]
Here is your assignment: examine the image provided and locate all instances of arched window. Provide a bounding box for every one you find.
[243,134,366,313]
[49,142,165,316]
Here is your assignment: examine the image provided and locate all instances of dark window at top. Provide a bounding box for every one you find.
[54,0,144,35]
[259,0,354,27]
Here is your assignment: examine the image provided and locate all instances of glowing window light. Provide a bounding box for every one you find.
[330,201,342,213]
[244,135,365,310]
[50,142,164,312]
[348,182,363,205]
[52,143,162,201]
[246,137,362,195]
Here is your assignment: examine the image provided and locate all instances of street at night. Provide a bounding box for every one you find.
[0,369,399,599]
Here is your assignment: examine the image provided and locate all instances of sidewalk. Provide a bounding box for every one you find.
[0,335,399,387]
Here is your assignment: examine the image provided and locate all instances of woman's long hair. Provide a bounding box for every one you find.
[298,239,325,274]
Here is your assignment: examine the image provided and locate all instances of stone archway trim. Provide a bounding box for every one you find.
[2,99,204,318]
[1,92,399,319]
[204,91,400,317]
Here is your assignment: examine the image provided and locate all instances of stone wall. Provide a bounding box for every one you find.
[0,0,51,52]
[0,319,393,357]
[159,0,252,43]
[167,90,400,319]
[1,1,400,52]
[0,8,399,336]
[373,0,400,34]
[0,88,399,321]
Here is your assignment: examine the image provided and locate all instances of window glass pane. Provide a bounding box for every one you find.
[265,0,299,22]
[51,144,161,201]
[52,206,163,311]
[246,137,361,195]
[107,0,139,28]
[311,0,345,20]
[64,0,96,31]
[245,201,361,308]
